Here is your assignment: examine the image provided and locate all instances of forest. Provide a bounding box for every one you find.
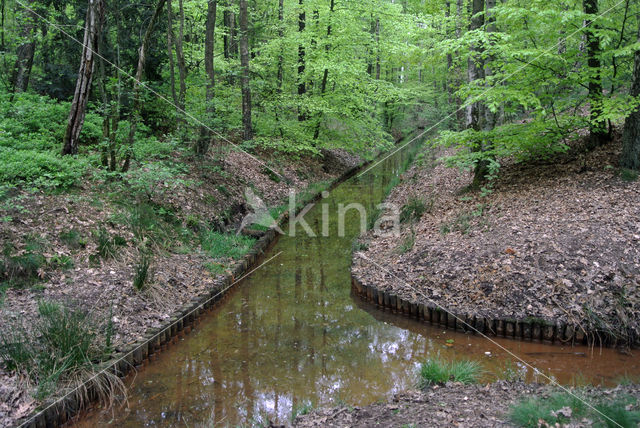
[1,0,640,426]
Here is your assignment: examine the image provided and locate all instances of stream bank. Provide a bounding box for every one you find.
[352,138,640,348]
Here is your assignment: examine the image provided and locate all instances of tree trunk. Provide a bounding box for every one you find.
[454,0,464,128]
[466,0,486,185]
[11,0,37,93]
[62,0,104,156]
[297,0,306,121]
[175,0,187,114]
[375,17,381,80]
[313,0,334,141]
[465,0,484,132]
[445,0,453,101]
[621,16,640,170]
[223,2,237,59]
[197,0,217,156]
[122,0,166,171]
[584,0,607,148]
[167,0,178,109]
[275,0,284,137]
[239,0,252,141]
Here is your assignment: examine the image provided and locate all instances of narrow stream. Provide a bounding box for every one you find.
[77,138,640,427]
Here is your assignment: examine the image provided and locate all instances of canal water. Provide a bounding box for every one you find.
[77,138,640,427]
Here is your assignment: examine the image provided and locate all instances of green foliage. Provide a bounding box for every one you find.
[204,261,226,275]
[620,168,639,182]
[0,92,100,189]
[0,240,47,287]
[509,393,640,428]
[132,253,152,291]
[59,229,87,250]
[396,229,416,254]
[418,358,482,388]
[291,400,314,421]
[200,230,255,260]
[93,227,126,261]
[400,196,430,223]
[123,162,190,202]
[0,300,112,399]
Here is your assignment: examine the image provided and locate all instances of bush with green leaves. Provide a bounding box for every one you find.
[0,300,114,399]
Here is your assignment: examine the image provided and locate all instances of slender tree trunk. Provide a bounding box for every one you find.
[375,18,381,80]
[11,0,37,93]
[167,0,178,109]
[1,0,6,52]
[197,0,217,155]
[297,0,306,121]
[175,0,187,114]
[122,0,166,171]
[223,1,237,58]
[584,0,607,148]
[275,0,284,137]
[62,0,104,155]
[466,0,486,185]
[465,0,484,132]
[239,0,252,140]
[474,0,497,184]
[445,0,453,102]
[621,16,640,170]
[454,0,464,128]
[313,0,334,141]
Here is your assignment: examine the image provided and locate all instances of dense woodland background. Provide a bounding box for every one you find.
[0,0,639,193]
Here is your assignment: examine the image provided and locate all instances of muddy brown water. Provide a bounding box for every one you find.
[75,139,640,427]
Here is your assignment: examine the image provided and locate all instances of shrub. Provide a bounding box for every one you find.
[60,229,87,249]
[418,358,482,388]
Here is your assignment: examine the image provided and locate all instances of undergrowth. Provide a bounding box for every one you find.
[509,392,640,428]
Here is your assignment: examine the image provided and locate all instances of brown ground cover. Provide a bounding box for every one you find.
[353,139,640,345]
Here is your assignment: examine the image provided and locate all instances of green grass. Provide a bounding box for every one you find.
[0,240,47,287]
[395,230,416,254]
[620,168,639,182]
[291,400,314,421]
[200,230,255,259]
[418,358,482,388]
[132,253,151,291]
[400,196,431,223]
[509,393,640,428]
[0,300,114,399]
[204,261,227,275]
[59,229,87,250]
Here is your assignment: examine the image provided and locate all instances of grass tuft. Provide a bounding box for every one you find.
[200,230,255,259]
[132,253,152,291]
[418,358,482,388]
[0,300,115,399]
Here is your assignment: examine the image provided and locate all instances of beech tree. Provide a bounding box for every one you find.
[621,15,640,171]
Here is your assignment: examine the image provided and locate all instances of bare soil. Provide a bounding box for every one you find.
[0,147,361,427]
[353,138,640,345]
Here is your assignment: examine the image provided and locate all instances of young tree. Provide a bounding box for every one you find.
[122,0,167,171]
[297,0,306,121]
[62,0,104,155]
[196,0,217,156]
[11,0,37,93]
[621,15,640,170]
[239,0,252,141]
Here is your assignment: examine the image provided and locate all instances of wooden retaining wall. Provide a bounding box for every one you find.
[351,275,638,349]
